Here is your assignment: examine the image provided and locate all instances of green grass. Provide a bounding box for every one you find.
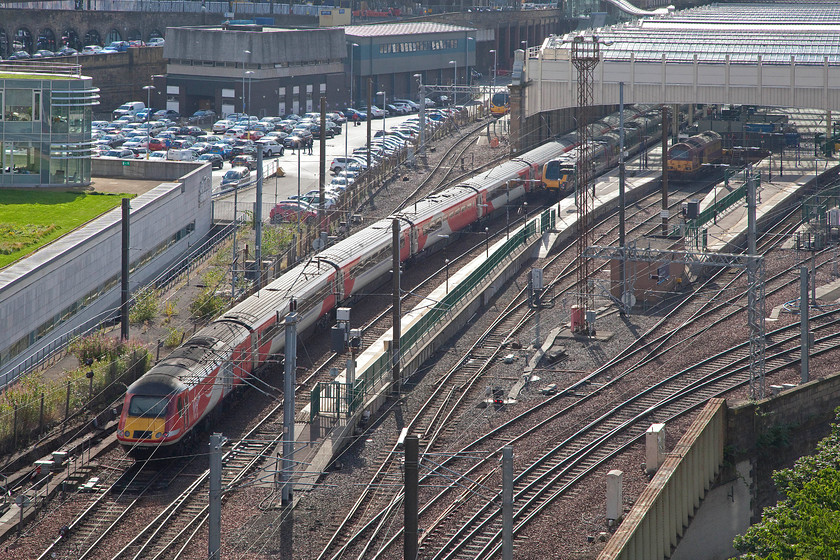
[0,190,129,268]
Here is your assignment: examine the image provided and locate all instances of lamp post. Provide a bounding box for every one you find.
[489,49,497,91]
[414,73,425,157]
[484,226,489,257]
[437,234,450,292]
[245,70,254,117]
[242,49,251,115]
[142,84,155,159]
[377,90,386,140]
[345,43,359,166]
[449,60,457,107]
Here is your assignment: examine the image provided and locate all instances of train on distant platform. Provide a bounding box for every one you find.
[666,130,723,178]
[490,92,510,117]
[116,103,664,457]
[541,106,663,195]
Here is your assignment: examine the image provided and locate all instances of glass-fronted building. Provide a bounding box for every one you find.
[0,62,99,187]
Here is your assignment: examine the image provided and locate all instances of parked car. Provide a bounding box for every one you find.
[343,108,367,122]
[149,150,168,160]
[167,148,197,162]
[103,148,134,158]
[197,153,224,169]
[257,139,285,157]
[103,41,129,53]
[148,137,172,151]
[212,119,234,133]
[32,50,56,58]
[359,105,386,118]
[153,109,181,121]
[8,50,31,60]
[230,154,257,170]
[221,167,252,188]
[82,45,103,55]
[270,200,317,224]
[147,37,165,47]
[189,109,217,122]
[56,46,79,56]
[329,157,358,174]
[209,143,234,159]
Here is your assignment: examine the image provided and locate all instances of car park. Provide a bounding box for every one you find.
[197,153,224,169]
[221,167,252,188]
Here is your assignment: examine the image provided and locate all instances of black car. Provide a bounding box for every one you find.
[197,153,224,169]
[311,124,334,139]
[230,144,257,158]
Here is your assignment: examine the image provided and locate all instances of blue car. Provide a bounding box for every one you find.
[343,108,368,122]
[209,143,233,159]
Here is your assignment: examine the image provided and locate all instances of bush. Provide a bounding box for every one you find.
[130,288,159,324]
[164,327,184,348]
[69,332,129,364]
[190,288,226,321]
[163,299,178,324]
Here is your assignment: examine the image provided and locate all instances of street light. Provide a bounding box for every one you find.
[242,49,251,115]
[245,70,254,117]
[142,84,155,159]
[377,90,386,141]
[449,60,457,107]
[345,43,359,166]
[414,73,425,157]
[437,234,450,293]
[489,49,497,91]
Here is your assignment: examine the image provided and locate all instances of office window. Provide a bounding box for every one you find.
[5,89,34,121]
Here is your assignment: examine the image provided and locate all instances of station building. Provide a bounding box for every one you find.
[0,62,98,187]
[345,21,476,106]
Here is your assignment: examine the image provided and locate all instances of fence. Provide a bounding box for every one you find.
[0,347,151,456]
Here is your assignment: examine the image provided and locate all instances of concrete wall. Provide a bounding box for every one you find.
[0,162,213,387]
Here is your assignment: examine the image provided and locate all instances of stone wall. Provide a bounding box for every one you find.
[727,371,840,520]
[78,47,167,114]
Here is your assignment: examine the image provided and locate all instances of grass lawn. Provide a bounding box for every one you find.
[0,190,130,269]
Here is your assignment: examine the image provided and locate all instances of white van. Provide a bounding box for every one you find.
[113,101,145,121]
[166,149,197,162]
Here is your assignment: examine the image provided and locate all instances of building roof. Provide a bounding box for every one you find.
[345,22,475,38]
[545,3,840,65]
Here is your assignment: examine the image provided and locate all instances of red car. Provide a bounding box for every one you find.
[270,201,317,224]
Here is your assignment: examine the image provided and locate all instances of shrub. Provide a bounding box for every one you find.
[130,288,159,324]
[69,332,128,364]
[164,327,184,348]
[163,299,178,324]
[190,287,226,321]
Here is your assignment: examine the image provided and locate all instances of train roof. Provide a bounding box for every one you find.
[127,333,233,394]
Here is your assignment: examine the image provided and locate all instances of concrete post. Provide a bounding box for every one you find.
[255,148,263,290]
[606,469,623,520]
[404,434,419,560]
[646,423,666,474]
[120,198,130,340]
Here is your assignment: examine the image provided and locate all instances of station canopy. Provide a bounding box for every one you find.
[545,2,840,65]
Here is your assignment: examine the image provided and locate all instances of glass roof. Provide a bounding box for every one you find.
[545,3,840,65]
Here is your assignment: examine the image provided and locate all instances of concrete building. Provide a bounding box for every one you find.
[162,23,346,118]
[0,160,213,388]
[0,62,98,187]
[345,21,476,106]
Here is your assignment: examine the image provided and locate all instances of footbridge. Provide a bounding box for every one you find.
[519,2,840,120]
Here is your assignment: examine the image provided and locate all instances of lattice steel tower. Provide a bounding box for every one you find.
[571,36,600,334]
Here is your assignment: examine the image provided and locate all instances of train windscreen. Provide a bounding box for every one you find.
[129,395,169,418]
[491,92,509,107]
[669,145,692,160]
[544,160,562,180]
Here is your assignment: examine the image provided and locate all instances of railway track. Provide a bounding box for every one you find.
[316,179,725,559]
[319,175,823,558]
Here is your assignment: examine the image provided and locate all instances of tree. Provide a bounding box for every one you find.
[734,408,840,559]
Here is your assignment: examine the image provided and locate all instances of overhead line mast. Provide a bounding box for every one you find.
[571,35,601,335]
